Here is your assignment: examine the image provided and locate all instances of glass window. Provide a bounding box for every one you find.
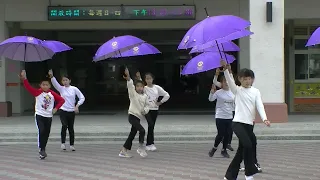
[308,54,320,78]
[294,39,308,50]
[295,54,308,80]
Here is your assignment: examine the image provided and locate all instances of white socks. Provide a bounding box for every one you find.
[245,175,254,180]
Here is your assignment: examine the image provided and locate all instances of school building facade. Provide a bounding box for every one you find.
[0,0,318,122]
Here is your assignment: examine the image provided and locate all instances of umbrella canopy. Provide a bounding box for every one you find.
[306,27,320,47]
[93,35,145,62]
[181,52,235,75]
[195,30,253,51]
[190,41,240,54]
[0,36,55,62]
[42,40,72,53]
[178,15,251,49]
[112,43,161,58]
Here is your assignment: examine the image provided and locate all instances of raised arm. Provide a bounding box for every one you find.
[156,85,170,103]
[213,75,222,88]
[74,87,85,107]
[223,69,238,94]
[48,70,63,92]
[123,68,137,99]
[20,70,42,97]
[208,85,217,102]
[255,90,268,122]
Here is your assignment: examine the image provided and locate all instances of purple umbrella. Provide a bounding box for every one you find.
[181,52,235,75]
[178,15,251,49]
[195,29,253,51]
[189,41,240,54]
[93,35,145,62]
[0,36,55,62]
[306,27,320,47]
[42,40,72,53]
[112,43,160,58]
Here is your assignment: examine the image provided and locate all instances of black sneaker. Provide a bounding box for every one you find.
[226,144,234,151]
[39,150,46,160]
[221,149,230,158]
[208,147,217,157]
[256,163,262,173]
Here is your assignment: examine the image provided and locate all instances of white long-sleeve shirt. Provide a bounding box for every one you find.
[51,77,85,112]
[208,89,235,119]
[144,85,170,110]
[127,79,149,119]
[213,74,235,111]
[224,69,267,125]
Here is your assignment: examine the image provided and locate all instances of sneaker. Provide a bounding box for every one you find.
[39,149,46,160]
[137,147,148,157]
[146,144,157,151]
[61,144,66,151]
[208,147,217,157]
[245,175,254,180]
[255,163,262,173]
[70,145,76,151]
[221,149,230,158]
[119,150,133,158]
[227,144,234,151]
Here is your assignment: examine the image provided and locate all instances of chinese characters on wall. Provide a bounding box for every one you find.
[48,6,196,20]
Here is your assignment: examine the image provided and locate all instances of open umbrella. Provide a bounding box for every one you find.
[93,35,145,62]
[0,36,55,62]
[111,43,160,58]
[42,40,72,53]
[181,52,235,75]
[189,41,240,54]
[178,15,251,49]
[306,27,320,47]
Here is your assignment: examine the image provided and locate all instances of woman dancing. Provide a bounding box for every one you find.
[136,72,170,151]
[48,70,85,151]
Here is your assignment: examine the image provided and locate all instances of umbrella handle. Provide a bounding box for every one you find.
[221,44,229,62]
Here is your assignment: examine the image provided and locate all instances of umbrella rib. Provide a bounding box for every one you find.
[40,45,54,60]
[1,42,18,60]
[11,43,23,60]
[33,44,44,61]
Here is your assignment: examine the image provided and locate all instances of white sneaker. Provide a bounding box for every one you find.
[245,175,254,180]
[70,145,76,151]
[137,147,148,157]
[146,144,157,151]
[61,144,66,151]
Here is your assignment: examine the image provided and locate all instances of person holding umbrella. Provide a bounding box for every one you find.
[135,71,170,151]
[20,70,65,160]
[213,67,235,152]
[120,68,149,158]
[220,60,270,180]
[48,70,85,151]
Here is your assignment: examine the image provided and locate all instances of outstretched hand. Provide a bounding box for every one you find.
[48,69,53,78]
[19,70,27,80]
[123,67,130,80]
[220,59,227,70]
[264,120,271,127]
[136,71,141,79]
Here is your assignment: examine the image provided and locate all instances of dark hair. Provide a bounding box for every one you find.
[61,74,71,80]
[238,68,255,79]
[134,79,145,86]
[39,77,50,84]
[144,72,154,79]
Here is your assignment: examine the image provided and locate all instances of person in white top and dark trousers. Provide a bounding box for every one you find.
[208,75,234,158]
[220,60,271,180]
[48,70,85,152]
[119,68,149,158]
[136,72,170,152]
[213,66,235,152]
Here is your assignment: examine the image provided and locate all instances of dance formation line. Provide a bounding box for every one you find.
[19,59,270,180]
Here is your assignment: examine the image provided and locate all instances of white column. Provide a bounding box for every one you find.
[249,0,284,103]
[238,0,250,70]
[0,2,8,102]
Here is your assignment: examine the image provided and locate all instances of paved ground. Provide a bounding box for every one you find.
[0,142,319,180]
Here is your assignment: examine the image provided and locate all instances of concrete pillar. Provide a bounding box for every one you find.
[0,1,10,116]
[249,0,287,122]
[238,0,250,70]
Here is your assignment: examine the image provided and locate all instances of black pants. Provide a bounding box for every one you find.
[60,110,76,145]
[35,114,52,150]
[146,110,159,146]
[252,125,258,164]
[123,114,146,150]
[225,122,258,179]
[214,118,232,150]
[228,111,235,144]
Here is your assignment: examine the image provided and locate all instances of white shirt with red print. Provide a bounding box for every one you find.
[23,79,65,118]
